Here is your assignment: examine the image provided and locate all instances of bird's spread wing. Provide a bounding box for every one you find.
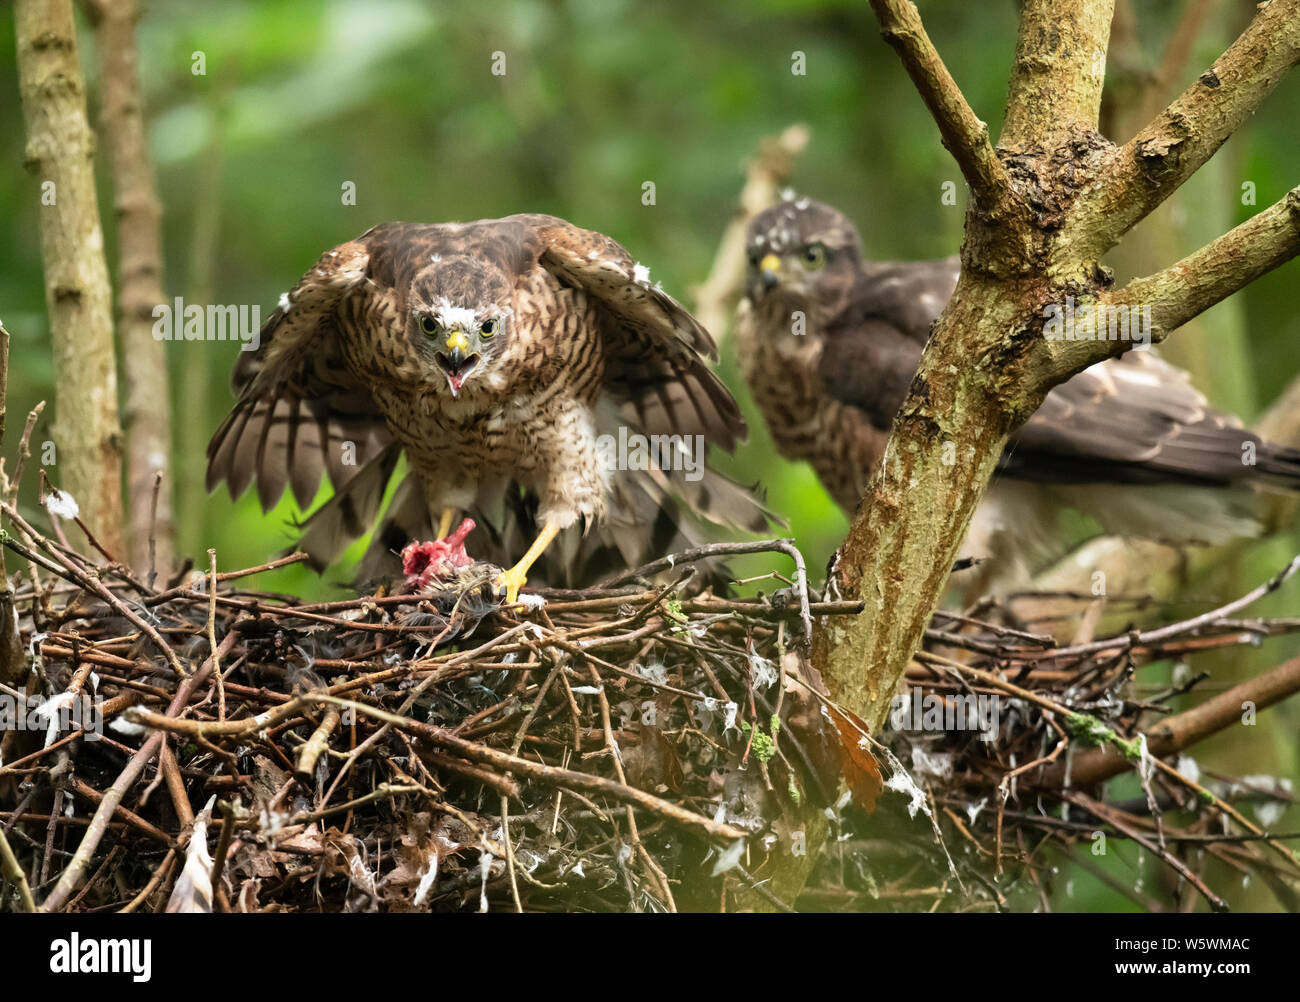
[1001,351,1300,487]
[205,238,394,514]
[524,215,747,451]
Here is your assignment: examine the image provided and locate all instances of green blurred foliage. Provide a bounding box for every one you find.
[1,0,1296,910]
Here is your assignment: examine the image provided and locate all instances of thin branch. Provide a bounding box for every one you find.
[1048,656,1300,788]
[1082,0,1300,251]
[0,824,36,912]
[0,323,24,687]
[135,693,750,846]
[1059,185,1300,370]
[693,123,810,348]
[866,0,1010,205]
[38,630,238,912]
[87,0,176,575]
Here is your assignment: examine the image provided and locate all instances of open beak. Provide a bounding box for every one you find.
[436,330,479,396]
[759,253,782,291]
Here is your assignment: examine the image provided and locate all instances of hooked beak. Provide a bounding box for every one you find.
[436,330,479,396]
[759,253,782,291]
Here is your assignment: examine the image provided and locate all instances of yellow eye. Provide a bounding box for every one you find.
[480,318,498,338]
[420,315,438,335]
[803,244,827,269]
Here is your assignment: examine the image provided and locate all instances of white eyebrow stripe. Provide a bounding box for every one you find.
[432,298,480,330]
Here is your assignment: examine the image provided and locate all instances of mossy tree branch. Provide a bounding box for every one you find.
[1000,0,1115,149]
[744,0,1300,911]
[1049,184,1300,374]
[1072,0,1300,257]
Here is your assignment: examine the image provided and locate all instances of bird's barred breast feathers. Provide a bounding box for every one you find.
[206,213,771,579]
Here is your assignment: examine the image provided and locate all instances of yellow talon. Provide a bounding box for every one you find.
[437,507,456,539]
[493,566,529,605]
[493,522,560,606]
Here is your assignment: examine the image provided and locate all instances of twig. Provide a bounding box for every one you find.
[0,824,36,912]
[867,0,1010,204]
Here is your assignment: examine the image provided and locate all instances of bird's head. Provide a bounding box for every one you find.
[744,196,863,320]
[410,258,513,397]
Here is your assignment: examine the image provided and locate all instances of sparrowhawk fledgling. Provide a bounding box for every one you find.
[736,196,1300,585]
[207,214,770,600]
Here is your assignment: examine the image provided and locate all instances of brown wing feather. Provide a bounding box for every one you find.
[812,250,1300,492]
[1002,352,1300,487]
[206,240,393,513]
[818,317,924,431]
[522,215,747,451]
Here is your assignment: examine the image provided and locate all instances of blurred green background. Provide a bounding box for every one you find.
[2,0,1297,910]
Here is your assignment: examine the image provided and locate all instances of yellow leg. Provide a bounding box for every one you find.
[494,523,560,604]
[437,507,456,539]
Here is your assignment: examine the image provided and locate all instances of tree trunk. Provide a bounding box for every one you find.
[15,0,125,556]
[86,0,175,579]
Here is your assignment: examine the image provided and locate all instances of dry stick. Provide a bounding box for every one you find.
[500,794,523,913]
[2,503,187,679]
[37,630,237,912]
[602,538,815,649]
[295,705,340,780]
[158,742,193,829]
[119,849,175,914]
[134,693,746,844]
[1028,554,1300,662]
[145,552,310,604]
[586,662,676,912]
[147,471,162,588]
[68,776,171,843]
[995,715,1069,877]
[310,620,520,807]
[1066,791,1228,912]
[1141,754,1295,873]
[0,823,36,912]
[286,783,425,828]
[0,325,24,689]
[208,804,236,910]
[423,751,520,798]
[1,403,52,704]
[207,549,224,720]
[5,401,45,508]
[925,649,1300,875]
[39,470,120,567]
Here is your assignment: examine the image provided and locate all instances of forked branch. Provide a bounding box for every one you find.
[1055,185,1300,372]
[1081,0,1300,253]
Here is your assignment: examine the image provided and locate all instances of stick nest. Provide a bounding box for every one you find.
[3,518,1298,913]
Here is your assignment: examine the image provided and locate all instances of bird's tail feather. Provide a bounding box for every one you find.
[292,442,403,572]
